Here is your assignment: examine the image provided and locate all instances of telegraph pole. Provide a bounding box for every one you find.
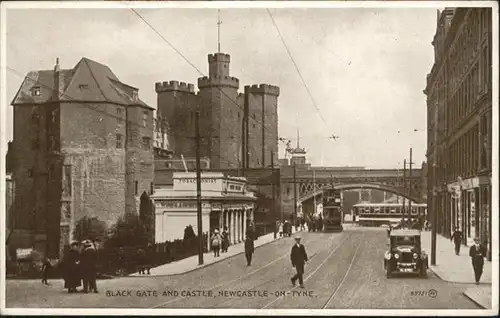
[271,150,276,239]
[195,111,204,265]
[403,159,407,222]
[408,148,413,223]
[293,162,297,225]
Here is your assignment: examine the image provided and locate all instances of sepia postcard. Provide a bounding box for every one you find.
[0,1,498,316]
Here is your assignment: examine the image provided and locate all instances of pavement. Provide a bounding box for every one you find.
[420,230,493,309]
[129,231,291,276]
[6,227,485,311]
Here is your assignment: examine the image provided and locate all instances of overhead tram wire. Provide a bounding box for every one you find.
[266,9,329,129]
[130,8,278,139]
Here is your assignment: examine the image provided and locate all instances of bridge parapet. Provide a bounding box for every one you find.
[299,182,423,204]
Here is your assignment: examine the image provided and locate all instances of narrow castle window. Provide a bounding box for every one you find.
[116,134,123,148]
[142,110,148,127]
[135,181,138,196]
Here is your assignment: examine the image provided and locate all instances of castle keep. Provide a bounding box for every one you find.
[156,52,280,169]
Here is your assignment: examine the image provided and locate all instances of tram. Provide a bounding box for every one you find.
[323,188,343,232]
[353,202,427,227]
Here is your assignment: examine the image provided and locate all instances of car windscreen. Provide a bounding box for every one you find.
[392,235,417,246]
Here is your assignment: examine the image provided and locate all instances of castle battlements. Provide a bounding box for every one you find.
[155,80,195,93]
[208,53,231,63]
[198,75,239,89]
[245,84,280,97]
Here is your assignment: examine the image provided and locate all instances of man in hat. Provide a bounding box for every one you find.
[62,241,82,293]
[81,240,98,293]
[451,227,463,255]
[469,237,487,285]
[290,235,308,288]
[244,234,255,266]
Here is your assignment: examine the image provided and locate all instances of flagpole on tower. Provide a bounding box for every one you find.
[217,9,222,53]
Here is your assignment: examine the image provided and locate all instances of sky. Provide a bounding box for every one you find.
[2,5,438,169]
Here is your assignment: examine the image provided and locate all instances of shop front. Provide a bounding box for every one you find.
[447,176,491,261]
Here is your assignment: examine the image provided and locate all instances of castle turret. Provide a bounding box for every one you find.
[197,52,241,169]
[198,53,239,89]
[155,80,197,157]
[245,84,280,168]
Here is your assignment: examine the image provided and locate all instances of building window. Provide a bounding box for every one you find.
[117,107,124,123]
[116,134,123,148]
[28,169,33,178]
[142,111,148,127]
[32,87,41,96]
[132,90,138,101]
[135,181,138,196]
[142,137,151,150]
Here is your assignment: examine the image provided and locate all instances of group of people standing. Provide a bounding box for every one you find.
[60,240,98,294]
[307,215,323,232]
[277,220,293,237]
[211,223,256,258]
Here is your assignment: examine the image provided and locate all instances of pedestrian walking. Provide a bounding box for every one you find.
[81,240,98,293]
[211,229,221,257]
[244,235,255,266]
[246,222,256,241]
[300,218,306,231]
[40,256,52,285]
[469,237,487,285]
[278,222,284,237]
[221,227,230,253]
[290,235,308,289]
[451,227,463,255]
[61,242,82,293]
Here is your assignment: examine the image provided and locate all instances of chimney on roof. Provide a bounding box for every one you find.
[54,57,60,72]
[53,57,63,101]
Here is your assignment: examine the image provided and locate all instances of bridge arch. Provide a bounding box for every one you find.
[300,182,423,204]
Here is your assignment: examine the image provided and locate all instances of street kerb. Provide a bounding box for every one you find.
[127,232,295,278]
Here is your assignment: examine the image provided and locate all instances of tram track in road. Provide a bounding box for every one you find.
[151,232,342,309]
[321,232,365,309]
[212,251,322,308]
[260,233,354,309]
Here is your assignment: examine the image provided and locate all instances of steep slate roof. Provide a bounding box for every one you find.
[11,57,152,109]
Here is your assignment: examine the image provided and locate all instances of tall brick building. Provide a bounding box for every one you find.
[424,8,492,259]
[10,57,155,257]
[156,52,280,169]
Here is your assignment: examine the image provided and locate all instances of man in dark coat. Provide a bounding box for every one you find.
[451,227,463,255]
[62,242,82,293]
[244,235,255,266]
[290,235,308,288]
[469,237,487,284]
[81,240,98,293]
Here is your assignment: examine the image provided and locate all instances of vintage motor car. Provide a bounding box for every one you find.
[384,229,428,278]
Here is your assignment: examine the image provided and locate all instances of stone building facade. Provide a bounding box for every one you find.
[156,52,280,170]
[424,8,492,259]
[10,57,154,257]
